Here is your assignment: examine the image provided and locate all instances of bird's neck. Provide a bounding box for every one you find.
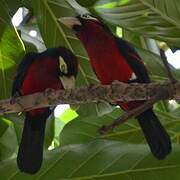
[77,29,115,55]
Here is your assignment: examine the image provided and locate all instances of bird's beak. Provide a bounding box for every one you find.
[58,17,82,29]
[60,76,76,89]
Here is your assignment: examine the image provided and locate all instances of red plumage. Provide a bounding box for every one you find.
[22,57,63,95]
[77,26,132,85]
[12,47,78,174]
[21,56,63,116]
[60,15,172,160]
[76,21,143,111]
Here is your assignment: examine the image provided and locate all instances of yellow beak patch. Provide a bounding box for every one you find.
[59,56,68,74]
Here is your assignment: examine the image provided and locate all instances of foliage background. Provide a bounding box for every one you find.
[0,0,179,179]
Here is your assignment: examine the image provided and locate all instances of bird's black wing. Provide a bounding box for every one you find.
[12,52,38,96]
[115,37,150,83]
[115,38,172,160]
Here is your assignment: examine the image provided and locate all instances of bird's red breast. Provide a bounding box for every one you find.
[76,22,133,85]
[22,57,63,115]
[76,21,142,111]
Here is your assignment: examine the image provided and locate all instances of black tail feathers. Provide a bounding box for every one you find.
[17,110,51,174]
[137,109,171,160]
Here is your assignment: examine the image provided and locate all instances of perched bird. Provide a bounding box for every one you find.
[59,14,172,159]
[12,47,78,174]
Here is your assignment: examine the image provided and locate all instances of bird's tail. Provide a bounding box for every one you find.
[137,109,171,159]
[17,110,50,174]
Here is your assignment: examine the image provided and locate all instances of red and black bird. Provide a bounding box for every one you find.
[12,47,78,174]
[59,14,171,159]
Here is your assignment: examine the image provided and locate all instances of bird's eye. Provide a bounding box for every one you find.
[59,56,68,74]
[81,14,91,19]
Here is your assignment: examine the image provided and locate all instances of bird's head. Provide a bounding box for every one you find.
[45,47,78,89]
[58,47,78,89]
[59,14,111,43]
[59,14,98,30]
[59,14,111,39]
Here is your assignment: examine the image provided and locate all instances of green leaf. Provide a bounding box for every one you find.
[1,113,55,154]
[6,113,56,150]
[0,117,10,137]
[95,0,180,47]
[136,47,168,79]
[60,108,78,123]
[135,46,180,81]
[122,29,148,49]
[0,117,18,161]
[60,104,180,146]
[54,108,78,146]
[3,0,21,15]
[4,114,24,145]
[75,0,98,7]
[44,115,55,149]
[20,0,32,9]
[0,2,11,37]
[0,140,180,179]
[60,108,143,146]
[0,0,21,49]
[0,26,25,99]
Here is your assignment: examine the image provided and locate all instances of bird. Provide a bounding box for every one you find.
[59,14,172,159]
[12,47,78,174]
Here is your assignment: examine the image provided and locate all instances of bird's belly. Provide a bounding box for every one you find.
[90,56,133,85]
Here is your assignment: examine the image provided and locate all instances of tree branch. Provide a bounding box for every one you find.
[99,90,166,134]
[0,81,179,115]
[160,49,177,83]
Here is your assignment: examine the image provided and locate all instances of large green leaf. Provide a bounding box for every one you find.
[122,29,149,49]
[0,140,180,179]
[44,114,55,149]
[0,117,18,161]
[1,113,56,155]
[60,105,180,146]
[0,26,24,158]
[94,0,180,47]
[0,0,22,33]
[75,0,98,7]
[4,114,24,145]
[136,47,168,80]
[20,0,32,9]
[0,26,25,99]
[2,0,21,15]
[60,108,140,146]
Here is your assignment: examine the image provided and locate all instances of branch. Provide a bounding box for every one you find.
[0,81,179,115]
[99,50,179,134]
[160,49,177,83]
[99,91,165,134]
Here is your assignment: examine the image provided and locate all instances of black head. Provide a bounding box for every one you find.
[74,14,100,31]
[42,47,78,77]
[42,47,78,89]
